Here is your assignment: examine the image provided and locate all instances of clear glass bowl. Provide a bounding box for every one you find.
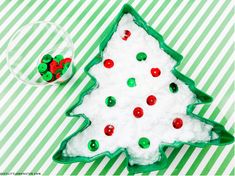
[6,21,74,86]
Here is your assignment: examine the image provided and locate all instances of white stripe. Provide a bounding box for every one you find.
[165,0,204,42]
[223,154,235,175]
[137,0,153,15]
[160,0,191,35]
[204,76,233,118]
[40,118,85,174]
[164,145,190,175]
[172,0,219,54]
[190,18,234,81]
[197,41,234,89]
[0,1,18,20]
[203,145,233,176]
[0,1,28,34]
[151,1,177,29]
[107,153,126,175]
[177,147,202,175]
[0,1,45,49]
[145,1,164,22]
[90,156,111,175]
[182,1,232,73]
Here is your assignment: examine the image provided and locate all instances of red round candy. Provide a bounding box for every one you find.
[147,95,157,105]
[103,59,114,68]
[104,125,114,136]
[173,118,183,129]
[133,107,144,118]
[122,30,131,41]
[151,68,161,77]
[64,58,72,63]
[56,73,61,79]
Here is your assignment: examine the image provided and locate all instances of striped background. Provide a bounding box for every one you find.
[0,0,234,175]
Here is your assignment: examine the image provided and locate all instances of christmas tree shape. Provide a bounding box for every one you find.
[53,4,234,174]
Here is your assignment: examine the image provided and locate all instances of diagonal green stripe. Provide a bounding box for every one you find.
[99,155,121,175]
[187,9,234,78]
[84,157,105,175]
[200,126,233,175]
[220,103,234,126]
[168,0,209,47]
[155,0,183,31]
[70,163,86,176]
[141,0,158,18]
[113,158,128,175]
[216,147,234,175]
[0,0,24,26]
[148,0,171,25]
[177,0,231,71]
[163,0,195,38]
[0,0,11,14]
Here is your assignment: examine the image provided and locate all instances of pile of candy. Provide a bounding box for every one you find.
[37,54,71,82]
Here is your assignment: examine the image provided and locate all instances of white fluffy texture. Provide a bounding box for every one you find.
[63,14,214,165]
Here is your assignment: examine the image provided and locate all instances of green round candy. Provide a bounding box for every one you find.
[138,137,150,149]
[136,52,147,61]
[88,139,99,152]
[169,82,178,93]
[127,78,136,87]
[42,54,53,64]
[105,96,116,107]
[54,54,64,63]
[42,71,53,81]
[38,63,48,73]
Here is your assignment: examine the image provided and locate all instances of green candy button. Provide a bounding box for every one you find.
[127,78,136,87]
[88,139,99,152]
[42,54,53,64]
[54,54,64,63]
[42,71,53,81]
[138,137,150,149]
[136,52,147,61]
[38,63,48,74]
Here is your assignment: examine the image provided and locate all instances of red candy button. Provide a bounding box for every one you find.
[173,118,183,129]
[103,59,114,68]
[133,107,144,118]
[56,73,61,79]
[122,30,131,40]
[147,95,157,106]
[104,125,114,136]
[151,68,161,77]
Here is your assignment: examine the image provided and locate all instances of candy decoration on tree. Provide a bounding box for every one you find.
[138,137,150,149]
[105,96,116,107]
[146,95,157,106]
[172,118,183,129]
[54,7,234,174]
[136,52,147,61]
[122,30,131,40]
[104,125,115,136]
[103,59,114,68]
[133,107,144,118]
[169,82,178,93]
[127,77,136,87]
[151,67,161,77]
[88,139,99,152]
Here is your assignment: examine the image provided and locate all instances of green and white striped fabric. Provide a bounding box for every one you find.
[0,0,234,175]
